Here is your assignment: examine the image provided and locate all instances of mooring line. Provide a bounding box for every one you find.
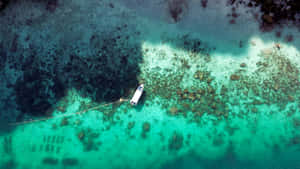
[9,98,129,126]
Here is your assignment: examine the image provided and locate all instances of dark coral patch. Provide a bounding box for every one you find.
[14,68,65,116]
[168,131,184,151]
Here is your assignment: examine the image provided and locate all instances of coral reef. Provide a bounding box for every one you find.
[42,157,78,166]
[168,131,184,151]
[230,74,241,81]
[229,0,300,29]
[42,157,58,165]
[252,50,299,107]
[46,0,58,12]
[14,68,65,116]
[201,0,208,8]
[168,34,213,54]
[62,158,78,166]
[142,122,151,132]
[168,106,179,116]
[0,0,9,11]
[76,128,100,152]
[147,58,228,122]
[141,122,151,138]
[127,121,135,130]
[176,73,228,120]
[3,136,12,154]
[77,131,85,141]
[0,12,142,122]
[60,117,69,126]
[167,0,189,22]
[240,63,247,67]
[145,34,298,132]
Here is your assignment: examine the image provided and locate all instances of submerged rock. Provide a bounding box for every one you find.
[60,117,69,126]
[143,122,151,132]
[262,14,273,24]
[230,74,240,80]
[194,71,205,80]
[288,95,295,102]
[188,93,196,101]
[77,131,85,141]
[251,107,258,113]
[127,121,135,130]
[141,122,151,138]
[240,63,247,67]
[169,106,178,115]
[76,129,100,151]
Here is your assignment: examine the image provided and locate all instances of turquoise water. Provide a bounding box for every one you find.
[0,0,300,169]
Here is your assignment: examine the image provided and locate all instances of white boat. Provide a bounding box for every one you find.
[130,84,144,106]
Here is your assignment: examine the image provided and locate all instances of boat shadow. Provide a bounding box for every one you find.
[133,90,147,112]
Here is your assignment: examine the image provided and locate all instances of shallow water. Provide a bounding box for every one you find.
[0,0,300,169]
